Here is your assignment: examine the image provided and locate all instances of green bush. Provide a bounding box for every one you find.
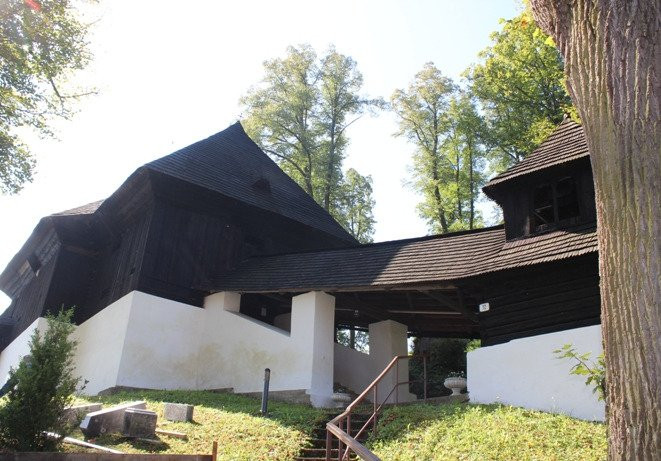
[0,309,81,452]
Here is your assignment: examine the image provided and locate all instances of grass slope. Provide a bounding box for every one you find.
[369,403,606,461]
[69,390,327,460]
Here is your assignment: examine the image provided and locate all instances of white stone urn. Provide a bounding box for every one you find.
[332,392,352,408]
[444,376,467,396]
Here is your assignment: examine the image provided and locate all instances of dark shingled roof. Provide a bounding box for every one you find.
[145,122,355,243]
[205,224,597,293]
[483,118,588,191]
[51,199,104,216]
[483,223,597,275]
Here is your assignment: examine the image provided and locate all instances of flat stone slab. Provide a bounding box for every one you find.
[80,400,146,438]
[62,403,103,425]
[123,408,157,438]
[163,402,194,422]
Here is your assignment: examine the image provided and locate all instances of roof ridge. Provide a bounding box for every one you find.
[239,225,505,261]
[144,121,356,243]
[50,199,105,216]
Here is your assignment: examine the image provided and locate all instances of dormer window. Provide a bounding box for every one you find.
[531,176,580,233]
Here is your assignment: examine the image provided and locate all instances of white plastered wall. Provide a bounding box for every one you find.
[334,343,374,396]
[0,317,48,384]
[71,292,134,395]
[467,324,605,421]
[1,290,337,407]
[334,319,416,403]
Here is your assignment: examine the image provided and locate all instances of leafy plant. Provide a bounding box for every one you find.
[446,371,466,379]
[1,0,96,194]
[554,344,606,401]
[0,309,81,451]
[465,339,481,353]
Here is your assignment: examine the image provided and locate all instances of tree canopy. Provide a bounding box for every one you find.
[392,64,485,233]
[333,168,376,244]
[465,11,573,171]
[0,0,94,194]
[393,11,572,234]
[241,45,380,242]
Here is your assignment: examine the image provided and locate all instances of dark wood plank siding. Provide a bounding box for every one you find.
[44,248,98,324]
[87,210,152,312]
[139,200,242,306]
[0,239,60,350]
[473,253,600,345]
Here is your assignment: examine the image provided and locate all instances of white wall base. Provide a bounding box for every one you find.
[0,317,49,385]
[467,325,605,421]
[1,290,337,407]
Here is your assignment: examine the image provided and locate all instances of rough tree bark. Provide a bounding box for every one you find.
[530,1,660,459]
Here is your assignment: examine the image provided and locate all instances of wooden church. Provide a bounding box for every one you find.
[0,118,604,419]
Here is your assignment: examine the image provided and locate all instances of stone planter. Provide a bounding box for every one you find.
[444,377,467,396]
[332,392,352,408]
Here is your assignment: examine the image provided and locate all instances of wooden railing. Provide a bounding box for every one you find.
[325,354,427,461]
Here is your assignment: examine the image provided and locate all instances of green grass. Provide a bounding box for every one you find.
[4,390,608,460]
[368,403,607,461]
[68,390,328,460]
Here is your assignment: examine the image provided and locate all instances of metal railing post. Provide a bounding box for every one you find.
[373,386,378,436]
[261,368,270,415]
[423,354,428,401]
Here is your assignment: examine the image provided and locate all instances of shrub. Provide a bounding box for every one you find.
[0,309,81,452]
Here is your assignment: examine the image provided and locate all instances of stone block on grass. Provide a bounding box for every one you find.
[62,403,103,425]
[80,400,146,438]
[123,408,157,438]
[164,402,194,422]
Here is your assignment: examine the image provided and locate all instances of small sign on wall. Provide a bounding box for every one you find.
[479,302,490,313]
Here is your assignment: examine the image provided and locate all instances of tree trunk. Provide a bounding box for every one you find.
[323,118,338,211]
[456,148,462,224]
[468,140,475,229]
[431,160,448,233]
[530,1,660,459]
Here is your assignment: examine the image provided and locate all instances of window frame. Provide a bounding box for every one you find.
[528,175,582,234]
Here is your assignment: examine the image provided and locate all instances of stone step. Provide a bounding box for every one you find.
[312,428,370,437]
[298,412,372,460]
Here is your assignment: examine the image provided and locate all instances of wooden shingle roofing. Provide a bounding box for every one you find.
[205,224,598,293]
[145,122,356,243]
[483,118,589,192]
[50,199,104,216]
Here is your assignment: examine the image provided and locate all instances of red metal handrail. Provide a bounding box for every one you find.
[325,354,427,461]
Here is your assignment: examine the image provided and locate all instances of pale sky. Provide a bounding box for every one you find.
[0,0,520,311]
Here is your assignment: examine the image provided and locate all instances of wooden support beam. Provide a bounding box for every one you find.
[337,293,411,324]
[419,290,478,323]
